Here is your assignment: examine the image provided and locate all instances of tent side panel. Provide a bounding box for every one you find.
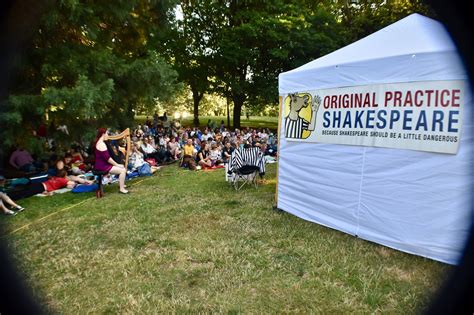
[277,93,472,265]
[277,139,364,236]
[277,16,471,264]
[356,99,473,265]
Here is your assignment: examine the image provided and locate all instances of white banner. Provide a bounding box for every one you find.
[282,80,465,154]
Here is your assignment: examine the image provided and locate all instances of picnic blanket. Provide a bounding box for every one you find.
[35,188,71,197]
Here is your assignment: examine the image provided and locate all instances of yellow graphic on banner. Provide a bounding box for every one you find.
[284,93,320,139]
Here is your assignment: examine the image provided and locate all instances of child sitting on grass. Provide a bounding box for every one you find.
[209,143,223,167]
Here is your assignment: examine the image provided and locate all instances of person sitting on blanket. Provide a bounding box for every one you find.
[265,138,278,157]
[55,157,94,185]
[141,137,166,165]
[209,143,223,167]
[193,137,202,152]
[129,142,145,170]
[62,153,83,175]
[222,141,234,164]
[182,139,197,171]
[70,144,88,172]
[9,144,42,173]
[196,141,212,169]
[129,142,159,174]
[140,136,156,157]
[7,169,77,200]
[167,137,181,161]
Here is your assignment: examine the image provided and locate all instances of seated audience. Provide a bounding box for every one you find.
[182,139,197,170]
[265,140,278,157]
[55,157,93,185]
[63,153,83,175]
[140,137,163,164]
[9,145,40,172]
[167,137,181,160]
[209,143,223,166]
[129,143,159,175]
[222,141,234,163]
[70,145,88,171]
[193,138,202,152]
[196,142,212,168]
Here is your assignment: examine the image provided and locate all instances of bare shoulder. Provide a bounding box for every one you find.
[96,141,107,151]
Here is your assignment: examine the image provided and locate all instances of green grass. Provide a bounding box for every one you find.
[1,164,448,313]
[135,115,278,131]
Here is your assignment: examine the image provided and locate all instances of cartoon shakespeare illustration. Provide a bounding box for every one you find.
[284,93,320,139]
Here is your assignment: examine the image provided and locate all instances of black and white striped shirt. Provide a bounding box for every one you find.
[285,116,309,139]
[229,147,266,175]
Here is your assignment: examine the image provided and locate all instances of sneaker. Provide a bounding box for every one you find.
[4,210,16,216]
[15,206,25,212]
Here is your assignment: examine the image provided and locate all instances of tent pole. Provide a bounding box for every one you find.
[273,95,284,209]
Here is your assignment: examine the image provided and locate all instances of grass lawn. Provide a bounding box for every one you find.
[1,164,448,313]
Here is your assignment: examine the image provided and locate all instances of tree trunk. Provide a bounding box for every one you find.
[192,89,203,127]
[119,102,134,130]
[232,94,245,129]
[226,97,231,128]
[193,100,199,127]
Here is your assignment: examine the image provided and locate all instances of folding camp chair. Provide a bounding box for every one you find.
[227,147,265,190]
[232,165,260,190]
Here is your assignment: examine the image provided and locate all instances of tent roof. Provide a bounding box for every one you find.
[290,13,455,73]
[278,13,466,94]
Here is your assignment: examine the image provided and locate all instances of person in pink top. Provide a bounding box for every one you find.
[9,146,37,172]
[94,128,128,194]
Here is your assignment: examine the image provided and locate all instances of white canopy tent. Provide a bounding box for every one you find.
[277,13,473,264]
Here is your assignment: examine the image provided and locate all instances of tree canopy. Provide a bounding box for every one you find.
[1,0,435,155]
[2,0,181,152]
[162,0,434,128]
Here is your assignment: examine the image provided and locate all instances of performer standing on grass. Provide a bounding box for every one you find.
[94,128,129,194]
